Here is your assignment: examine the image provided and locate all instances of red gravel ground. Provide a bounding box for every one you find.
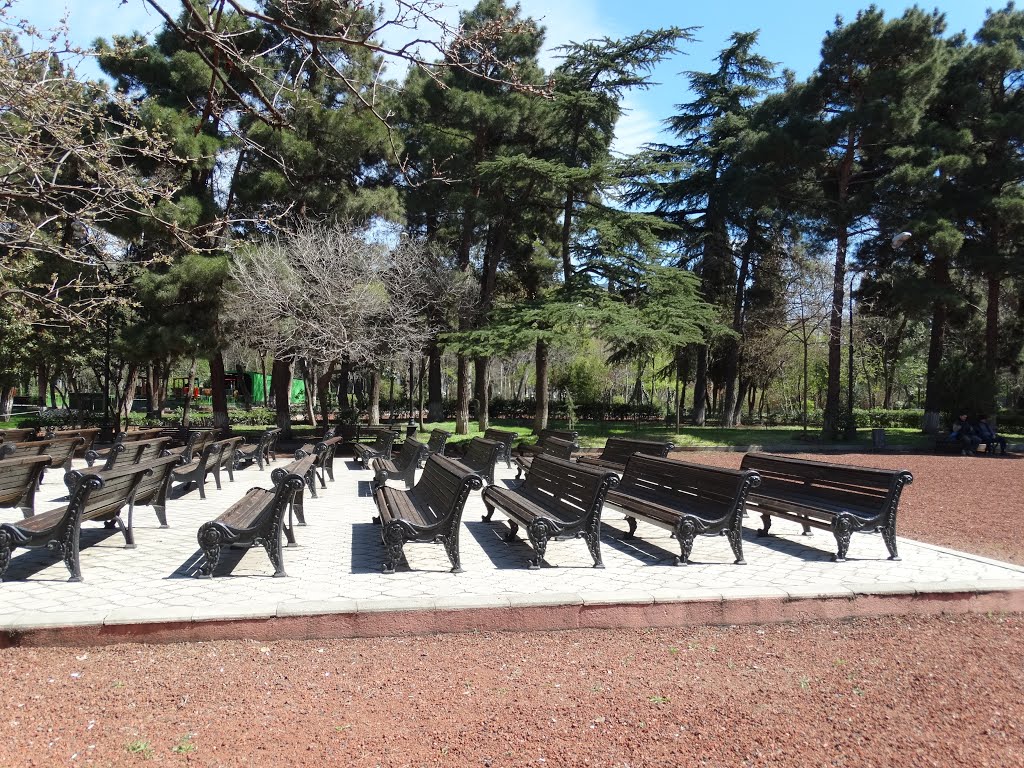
[1,451,1022,767]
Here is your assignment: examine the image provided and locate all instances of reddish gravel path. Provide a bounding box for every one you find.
[2,451,1022,767]
[1,614,1021,767]
[679,451,1024,565]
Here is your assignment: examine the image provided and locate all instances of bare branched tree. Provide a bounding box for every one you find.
[0,9,183,322]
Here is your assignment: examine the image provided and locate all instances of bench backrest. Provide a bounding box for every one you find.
[393,437,426,470]
[191,440,226,472]
[112,437,171,469]
[426,429,450,456]
[0,455,52,506]
[483,428,516,452]
[272,454,317,486]
[539,428,579,446]
[215,437,244,465]
[119,428,165,443]
[599,437,674,464]
[538,436,576,461]
[45,428,101,452]
[0,428,37,443]
[411,454,484,520]
[461,438,501,478]
[1,437,84,464]
[66,462,155,520]
[521,455,620,524]
[370,429,397,454]
[739,452,913,517]
[131,455,182,506]
[619,454,761,523]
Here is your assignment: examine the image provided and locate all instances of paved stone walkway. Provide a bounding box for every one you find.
[2,453,1023,634]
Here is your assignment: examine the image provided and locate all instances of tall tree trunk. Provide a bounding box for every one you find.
[181,358,198,429]
[692,345,708,426]
[236,362,252,411]
[922,299,947,434]
[317,360,337,431]
[418,357,427,431]
[116,365,140,433]
[209,351,229,435]
[146,361,159,415]
[271,356,292,437]
[300,360,317,428]
[338,355,350,414]
[259,356,269,406]
[985,271,1000,411]
[721,234,753,427]
[36,363,48,408]
[475,356,490,432]
[733,374,748,426]
[368,368,381,426]
[533,339,549,432]
[455,354,471,435]
[823,221,848,441]
[427,343,443,422]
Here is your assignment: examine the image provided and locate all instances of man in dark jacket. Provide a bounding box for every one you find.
[952,412,981,455]
[975,414,1007,455]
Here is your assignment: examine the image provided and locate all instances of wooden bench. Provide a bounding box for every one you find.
[739,452,914,562]
[295,435,344,486]
[170,440,226,499]
[577,437,674,473]
[195,470,307,578]
[270,453,318,529]
[45,427,101,454]
[234,428,280,471]
[65,436,171,492]
[0,436,85,473]
[211,436,243,488]
[482,455,619,569]
[417,428,451,467]
[0,428,37,443]
[483,428,518,469]
[126,454,182,528]
[0,461,158,582]
[372,454,484,573]
[449,437,502,486]
[517,428,579,457]
[353,429,397,468]
[515,436,577,479]
[371,437,426,491]
[604,455,761,565]
[0,455,52,518]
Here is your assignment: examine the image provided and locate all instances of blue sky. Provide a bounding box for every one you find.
[15,0,995,151]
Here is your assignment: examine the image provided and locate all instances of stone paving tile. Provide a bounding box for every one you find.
[1,453,1023,629]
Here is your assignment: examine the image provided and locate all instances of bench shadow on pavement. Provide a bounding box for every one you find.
[167,546,247,578]
[2,527,121,582]
[464,519,582,570]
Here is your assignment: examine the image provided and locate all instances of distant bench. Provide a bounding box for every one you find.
[0,455,52,518]
[448,437,502,486]
[515,436,577,479]
[740,452,913,562]
[482,455,619,569]
[577,437,674,473]
[604,455,761,565]
[1,436,85,474]
[372,454,483,574]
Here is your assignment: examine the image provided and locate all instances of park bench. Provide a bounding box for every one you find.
[515,435,577,479]
[0,428,37,443]
[372,454,483,573]
[211,436,244,488]
[604,455,761,565]
[739,452,914,562]
[195,470,307,578]
[483,428,518,469]
[270,453,318,528]
[352,429,397,468]
[0,455,52,518]
[45,427,101,455]
[234,428,281,471]
[295,435,344,486]
[577,437,674,473]
[126,454,181,528]
[517,428,579,458]
[482,454,619,569]
[170,440,227,499]
[83,429,165,467]
[0,461,158,582]
[66,436,170,492]
[417,428,451,467]
[0,436,85,473]
[371,436,426,491]
[448,437,502,487]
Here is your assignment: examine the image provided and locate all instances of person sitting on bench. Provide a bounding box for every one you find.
[950,412,981,455]
[975,414,1007,455]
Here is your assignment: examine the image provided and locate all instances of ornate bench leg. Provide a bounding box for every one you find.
[115,513,135,549]
[880,518,900,561]
[154,504,168,528]
[197,524,223,578]
[725,527,745,565]
[213,466,222,490]
[197,477,206,500]
[526,520,551,570]
[482,500,497,522]
[503,520,519,542]
[259,532,287,577]
[382,522,405,574]
[831,516,853,563]
[0,530,12,581]
[583,522,603,569]
[622,516,638,540]
[674,519,697,565]
[756,513,772,537]
[60,525,84,582]
[441,527,463,574]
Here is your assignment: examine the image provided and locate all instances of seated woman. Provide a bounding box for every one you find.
[974,414,1007,455]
